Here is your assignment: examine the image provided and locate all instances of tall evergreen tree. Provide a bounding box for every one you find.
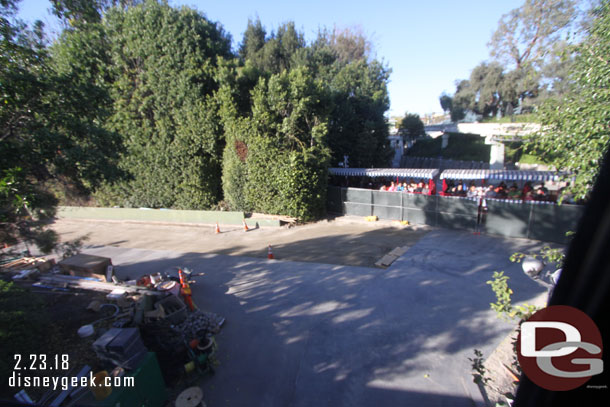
[92,0,232,208]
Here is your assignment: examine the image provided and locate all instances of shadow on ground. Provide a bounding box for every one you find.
[81,228,551,407]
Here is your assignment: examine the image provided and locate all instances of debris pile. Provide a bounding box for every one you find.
[175,310,226,338]
[2,252,225,407]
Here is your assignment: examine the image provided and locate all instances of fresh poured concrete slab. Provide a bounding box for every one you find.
[81,228,549,407]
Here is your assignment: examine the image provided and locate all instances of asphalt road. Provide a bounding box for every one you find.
[82,228,548,407]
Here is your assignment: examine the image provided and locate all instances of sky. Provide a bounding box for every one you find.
[17,0,524,117]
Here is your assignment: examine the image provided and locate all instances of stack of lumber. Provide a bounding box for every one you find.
[0,256,55,272]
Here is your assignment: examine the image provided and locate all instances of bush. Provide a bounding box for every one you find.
[221,68,331,221]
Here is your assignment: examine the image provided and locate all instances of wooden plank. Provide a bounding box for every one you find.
[387,247,402,257]
[387,246,410,258]
[381,254,398,266]
[375,254,398,268]
[39,275,162,295]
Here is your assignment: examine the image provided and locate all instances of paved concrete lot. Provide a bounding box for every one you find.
[52,217,430,268]
[82,229,548,407]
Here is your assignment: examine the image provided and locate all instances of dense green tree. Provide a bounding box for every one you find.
[50,0,140,25]
[90,0,232,208]
[239,20,304,75]
[449,61,543,120]
[238,17,266,62]
[221,67,331,220]
[449,80,468,121]
[324,59,392,167]
[450,63,510,118]
[527,2,610,200]
[1,0,120,252]
[223,21,390,218]
[398,113,425,143]
[48,21,122,192]
[439,93,452,114]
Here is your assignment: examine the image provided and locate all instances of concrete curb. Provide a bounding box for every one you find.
[57,206,282,227]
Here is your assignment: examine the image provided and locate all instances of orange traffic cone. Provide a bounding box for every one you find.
[215,222,221,234]
[243,219,249,232]
[178,269,195,311]
[267,245,274,259]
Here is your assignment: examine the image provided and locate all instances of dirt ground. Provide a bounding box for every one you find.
[51,217,431,268]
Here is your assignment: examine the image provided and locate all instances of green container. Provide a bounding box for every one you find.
[81,352,167,407]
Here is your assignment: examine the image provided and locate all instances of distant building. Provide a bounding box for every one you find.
[421,112,450,126]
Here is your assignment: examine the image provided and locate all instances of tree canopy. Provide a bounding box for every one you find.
[445,0,586,121]
[0,0,393,245]
[526,2,610,200]
[221,19,391,217]
[488,0,577,70]
[94,1,232,209]
[398,113,425,142]
[1,0,121,253]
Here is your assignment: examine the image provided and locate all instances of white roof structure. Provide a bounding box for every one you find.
[329,168,439,179]
[440,169,563,181]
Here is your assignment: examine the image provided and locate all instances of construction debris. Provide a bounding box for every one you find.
[1,256,55,273]
[11,268,38,280]
[6,259,226,405]
[174,310,226,338]
[58,253,112,281]
[39,274,165,294]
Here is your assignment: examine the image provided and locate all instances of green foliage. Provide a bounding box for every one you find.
[239,19,305,74]
[481,113,539,123]
[454,62,507,118]
[222,20,391,219]
[1,0,118,252]
[487,271,514,320]
[439,93,452,113]
[469,349,491,385]
[449,0,586,122]
[487,271,540,321]
[5,0,392,224]
[406,138,442,157]
[398,113,425,142]
[504,141,548,166]
[407,133,490,162]
[222,68,331,220]
[510,243,566,266]
[84,0,233,209]
[527,2,610,200]
[324,59,392,167]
